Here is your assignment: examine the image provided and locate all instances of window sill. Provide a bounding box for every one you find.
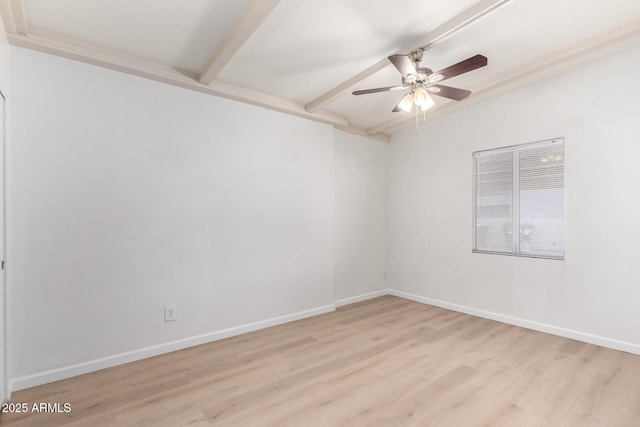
[472,250,564,260]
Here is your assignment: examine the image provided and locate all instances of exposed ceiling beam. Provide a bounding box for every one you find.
[7,32,355,129]
[0,0,27,34]
[0,1,15,33]
[199,0,280,85]
[334,124,389,143]
[369,22,640,136]
[9,0,26,34]
[304,0,512,113]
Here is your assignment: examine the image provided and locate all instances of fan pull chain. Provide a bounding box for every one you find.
[415,107,427,130]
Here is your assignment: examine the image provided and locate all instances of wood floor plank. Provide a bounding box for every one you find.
[3,296,640,426]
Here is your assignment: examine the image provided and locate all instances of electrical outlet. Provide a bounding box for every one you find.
[164,305,177,322]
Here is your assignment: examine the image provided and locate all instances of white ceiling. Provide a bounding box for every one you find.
[3,0,640,140]
[218,0,479,102]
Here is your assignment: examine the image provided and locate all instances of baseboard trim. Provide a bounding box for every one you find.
[388,289,640,356]
[10,304,335,392]
[334,289,388,307]
[13,288,640,391]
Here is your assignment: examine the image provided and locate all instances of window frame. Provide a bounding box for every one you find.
[472,138,565,260]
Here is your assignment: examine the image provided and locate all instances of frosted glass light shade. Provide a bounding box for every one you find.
[414,87,434,111]
[398,93,414,112]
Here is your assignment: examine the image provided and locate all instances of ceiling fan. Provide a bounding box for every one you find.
[353,49,488,113]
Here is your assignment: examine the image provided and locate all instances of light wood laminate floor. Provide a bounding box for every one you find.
[3,295,640,426]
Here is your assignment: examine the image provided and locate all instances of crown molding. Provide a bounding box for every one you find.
[7,31,393,142]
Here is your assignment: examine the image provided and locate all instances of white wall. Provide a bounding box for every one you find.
[0,16,8,402]
[388,45,640,352]
[333,130,388,303]
[0,25,7,91]
[9,47,337,387]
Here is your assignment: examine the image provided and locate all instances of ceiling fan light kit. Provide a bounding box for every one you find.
[413,87,434,111]
[352,47,488,124]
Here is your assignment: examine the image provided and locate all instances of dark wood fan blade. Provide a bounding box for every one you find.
[388,54,417,78]
[428,84,472,101]
[432,54,487,82]
[352,86,405,95]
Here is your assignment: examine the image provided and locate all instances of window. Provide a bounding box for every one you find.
[473,138,564,259]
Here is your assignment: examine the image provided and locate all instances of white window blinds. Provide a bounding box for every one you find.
[473,138,564,259]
